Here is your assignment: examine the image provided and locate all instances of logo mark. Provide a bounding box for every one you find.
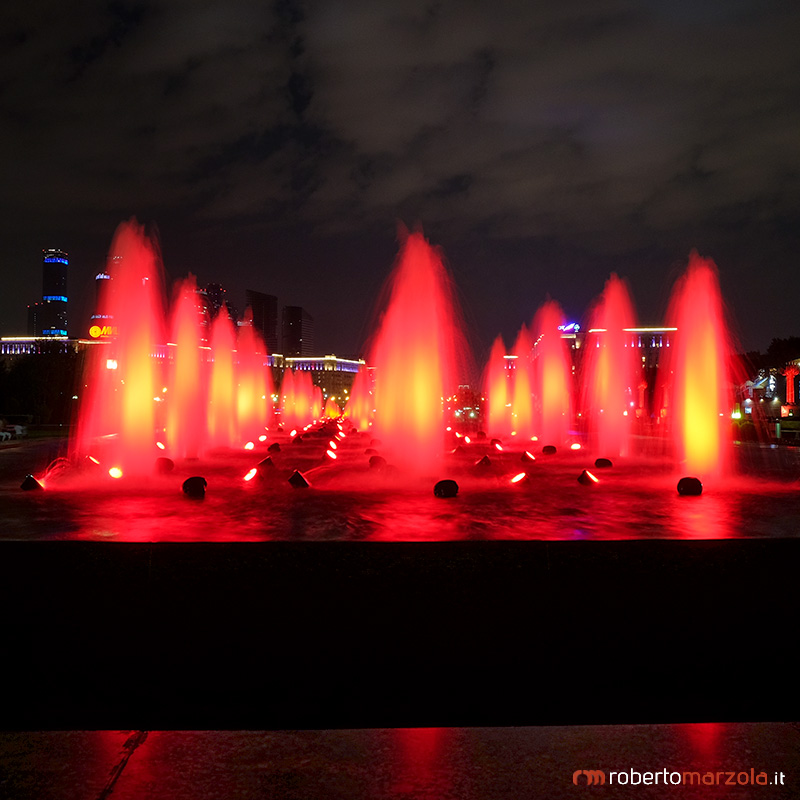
[573,770,606,786]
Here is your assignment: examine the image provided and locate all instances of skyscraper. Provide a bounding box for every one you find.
[245,290,279,353]
[28,249,68,336]
[281,306,314,357]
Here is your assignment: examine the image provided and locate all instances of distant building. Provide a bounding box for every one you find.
[285,355,366,402]
[203,283,227,318]
[246,290,279,353]
[28,249,69,337]
[282,306,314,357]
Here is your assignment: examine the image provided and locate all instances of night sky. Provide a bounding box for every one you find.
[2,0,799,358]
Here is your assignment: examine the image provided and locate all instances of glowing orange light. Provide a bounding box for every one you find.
[494,442,503,451]
[464,435,472,444]
[156,441,166,450]
[326,449,337,459]
[244,468,258,481]
[109,467,123,479]
[523,451,536,461]
[530,435,539,442]
[511,472,527,483]
[586,470,599,483]
[570,442,582,451]
[258,434,267,442]
[88,456,100,465]
[290,429,297,437]
[328,440,337,449]
[244,441,255,450]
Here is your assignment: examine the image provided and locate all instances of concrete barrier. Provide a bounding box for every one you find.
[1,539,797,729]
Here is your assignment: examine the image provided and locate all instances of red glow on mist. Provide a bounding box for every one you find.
[582,274,638,457]
[663,252,734,478]
[532,301,572,447]
[370,231,465,474]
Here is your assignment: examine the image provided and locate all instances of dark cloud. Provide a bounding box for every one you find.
[1,0,799,354]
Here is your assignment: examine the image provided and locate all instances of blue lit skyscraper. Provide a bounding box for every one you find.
[36,248,69,336]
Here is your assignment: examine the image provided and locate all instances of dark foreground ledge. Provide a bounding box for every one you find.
[1,539,797,729]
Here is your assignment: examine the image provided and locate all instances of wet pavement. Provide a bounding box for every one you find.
[1,724,798,799]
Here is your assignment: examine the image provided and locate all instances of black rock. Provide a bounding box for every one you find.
[182,476,207,499]
[433,479,459,498]
[594,457,613,468]
[677,476,703,496]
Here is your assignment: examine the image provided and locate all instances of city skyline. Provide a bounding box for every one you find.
[2,2,799,356]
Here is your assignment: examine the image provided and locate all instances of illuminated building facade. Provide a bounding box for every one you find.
[285,355,365,401]
[28,249,69,336]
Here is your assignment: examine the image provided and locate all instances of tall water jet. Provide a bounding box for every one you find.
[582,274,639,457]
[344,367,373,432]
[237,311,271,441]
[661,252,734,477]
[531,300,572,447]
[167,276,207,459]
[370,230,465,474]
[484,336,512,438]
[73,221,166,475]
[511,325,535,439]
[208,311,237,448]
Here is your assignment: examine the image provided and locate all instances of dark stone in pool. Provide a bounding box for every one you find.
[155,457,174,474]
[258,456,275,469]
[521,451,536,463]
[677,476,703,496]
[292,434,304,444]
[288,470,311,489]
[268,443,281,453]
[365,448,378,456]
[20,474,43,491]
[182,476,207,499]
[369,455,387,470]
[542,445,558,455]
[433,479,459,498]
[476,430,487,439]
[594,457,613,468]
[490,438,502,447]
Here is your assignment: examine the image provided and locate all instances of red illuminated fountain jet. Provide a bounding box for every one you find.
[369,229,467,475]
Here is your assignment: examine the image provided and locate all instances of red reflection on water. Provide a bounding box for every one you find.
[390,728,451,796]
[682,722,723,762]
[672,491,734,539]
